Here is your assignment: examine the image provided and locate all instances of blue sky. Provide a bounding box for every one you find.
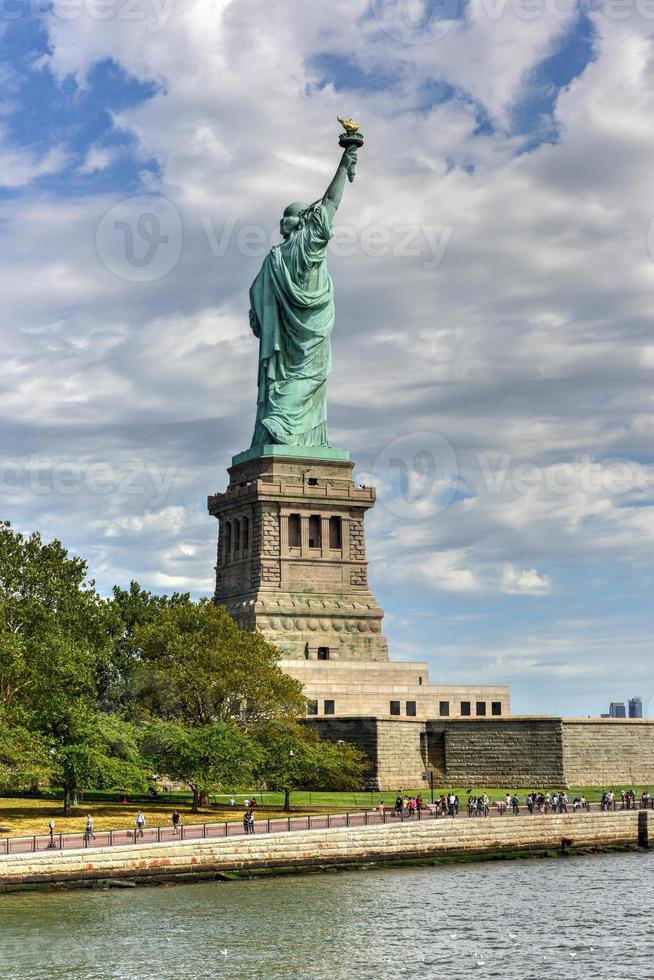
[1,1,654,716]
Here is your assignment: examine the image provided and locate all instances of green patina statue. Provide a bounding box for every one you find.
[248,124,362,450]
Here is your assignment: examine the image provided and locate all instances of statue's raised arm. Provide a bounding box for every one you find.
[322,145,358,222]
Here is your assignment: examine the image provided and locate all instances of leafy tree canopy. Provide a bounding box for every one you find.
[254,720,368,810]
[0,522,112,727]
[102,581,190,712]
[134,600,306,726]
[0,524,149,811]
[140,718,261,810]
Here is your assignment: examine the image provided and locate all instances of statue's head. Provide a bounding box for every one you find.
[280,201,309,239]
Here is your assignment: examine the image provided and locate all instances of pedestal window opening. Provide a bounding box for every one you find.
[288,513,301,548]
[329,516,342,549]
[308,515,321,548]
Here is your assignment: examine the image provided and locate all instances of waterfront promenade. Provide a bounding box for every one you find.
[0,805,649,892]
[2,799,651,857]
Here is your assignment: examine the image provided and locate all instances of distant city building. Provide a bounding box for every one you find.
[609,702,627,718]
[629,697,643,719]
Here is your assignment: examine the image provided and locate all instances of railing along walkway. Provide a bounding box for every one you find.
[1,798,651,858]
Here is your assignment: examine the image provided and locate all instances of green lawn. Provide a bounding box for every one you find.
[269,786,651,807]
[87,785,652,808]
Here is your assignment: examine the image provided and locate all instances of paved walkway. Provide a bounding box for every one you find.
[1,802,646,857]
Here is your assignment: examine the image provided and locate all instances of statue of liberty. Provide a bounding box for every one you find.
[248,130,361,449]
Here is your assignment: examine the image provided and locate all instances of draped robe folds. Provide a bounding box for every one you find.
[248,203,334,447]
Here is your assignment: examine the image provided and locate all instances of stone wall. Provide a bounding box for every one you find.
[375,719,427,788]
[310,716,654,789]
[436,718,566,788]
[0,812,644,890]
[562,720,654,786]
[306,716,426,789]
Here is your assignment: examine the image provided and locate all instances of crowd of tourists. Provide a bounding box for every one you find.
[388,793,464,817]
[385,787,653,821]
[389,794,429,817]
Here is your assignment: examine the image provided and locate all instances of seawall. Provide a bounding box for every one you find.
[0,811,647,891]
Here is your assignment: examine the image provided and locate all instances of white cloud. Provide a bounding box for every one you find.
[502,565,553,594]
[78,145,117,174]
[0,138,68,188]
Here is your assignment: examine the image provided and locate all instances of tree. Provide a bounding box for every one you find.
[0,721,51,791]
[134,601,306,725]
[140,718,261,810]
[255,720,368,811]
[102,581,190,713]
[51,711,151,814]
[0,523,148,812]
[0,522,111,730]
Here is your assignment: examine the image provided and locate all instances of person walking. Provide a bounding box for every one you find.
[171,810,181,836]
[84,814,96,844]
[243,809,254,835]
[135,811,146,838]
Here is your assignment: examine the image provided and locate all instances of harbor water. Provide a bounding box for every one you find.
[0,850,652,978]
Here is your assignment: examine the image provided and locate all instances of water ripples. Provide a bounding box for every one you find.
[0,850,652,978]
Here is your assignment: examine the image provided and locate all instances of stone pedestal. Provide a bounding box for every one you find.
[208,448,389,662]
